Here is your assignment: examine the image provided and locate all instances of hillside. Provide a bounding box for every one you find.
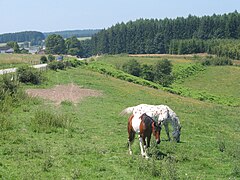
[0,55,239,179]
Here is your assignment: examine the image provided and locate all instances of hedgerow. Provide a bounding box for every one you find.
[48,59,86,71]
[87,62,161,89]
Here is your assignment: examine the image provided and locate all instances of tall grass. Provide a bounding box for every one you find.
[0,54,42,68]
[31,109,73,132]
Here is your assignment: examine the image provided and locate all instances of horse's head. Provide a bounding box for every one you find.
[172,126,181,143]
[152,121,161,144]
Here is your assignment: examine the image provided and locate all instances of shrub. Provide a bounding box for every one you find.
[141,64,154,81]
[56,61,65,70]
[48,54,55,62]
[47,61,58,71]
[40,56,48,64]
[154,59,174,87]
[0,74,27,123]
[0,74,19,96]
[122,59,141,77]
[48,61,66,71]
[17,65,43,84]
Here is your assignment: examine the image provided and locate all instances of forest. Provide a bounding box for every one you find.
[44,29,101,39]
[90,11,240,59]
[0,31,45,44]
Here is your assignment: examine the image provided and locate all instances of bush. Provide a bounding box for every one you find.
[0,74,19,96]
[48,61,66,71]
[0,74,27,115]
[40,56,48,64]
[122,59,141,77]
[47,61,58,71]
[154,59,174,87]
[141,64,154,81]
[66,59,85,68]
[17,65,43,84]
[48,54,55,62]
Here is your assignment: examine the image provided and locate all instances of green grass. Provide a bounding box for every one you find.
[180,66,240,97]
[179,66,240,105]
[0,65,239,179]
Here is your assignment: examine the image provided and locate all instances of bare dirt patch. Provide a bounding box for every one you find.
[26,84,102,105]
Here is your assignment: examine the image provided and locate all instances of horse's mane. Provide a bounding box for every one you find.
[165,105,181,130]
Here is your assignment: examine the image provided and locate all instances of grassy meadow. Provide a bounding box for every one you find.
[0,54,42,69]
[0,55,240,179]
[180,66,240,103]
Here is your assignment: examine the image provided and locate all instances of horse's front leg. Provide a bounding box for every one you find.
[143,136,151,159]
[146,135,151,148]
[164,124,171,141]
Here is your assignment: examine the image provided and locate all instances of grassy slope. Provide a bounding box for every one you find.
[0,66,239,179]
[180,66,240,103]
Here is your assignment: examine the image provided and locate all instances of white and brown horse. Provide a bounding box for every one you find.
[128,113,161,158]
[122,104,181,142]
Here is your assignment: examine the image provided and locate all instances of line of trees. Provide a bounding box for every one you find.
[90,11,240,57]
[169,39,240,59]
[0,31,45,44]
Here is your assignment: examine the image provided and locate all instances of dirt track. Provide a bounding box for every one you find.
[26,84,102,105]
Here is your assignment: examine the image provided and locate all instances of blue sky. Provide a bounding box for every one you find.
[0,0,239,34]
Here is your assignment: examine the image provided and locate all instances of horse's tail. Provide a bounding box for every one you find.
[119,106,135,116]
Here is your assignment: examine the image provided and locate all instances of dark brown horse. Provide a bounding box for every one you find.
[128,113,161,158]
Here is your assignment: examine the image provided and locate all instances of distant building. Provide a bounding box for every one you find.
[28,46,40,54]
[0,46,14,54]
[56,55,63,61]
[37,49,45,54]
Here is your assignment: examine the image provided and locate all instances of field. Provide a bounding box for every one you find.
[0,54,42,69]
[180,66,240,104]
[77,37,91,41]
[0,55,240,179]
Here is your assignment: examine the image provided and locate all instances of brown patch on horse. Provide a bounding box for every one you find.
[128,114,135,142]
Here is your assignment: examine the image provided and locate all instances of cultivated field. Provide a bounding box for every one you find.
[0,55,239,179]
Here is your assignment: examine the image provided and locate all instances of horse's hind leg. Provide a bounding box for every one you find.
[164,124,171,141]
[128,131,135,155]
[138,135,147,158]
